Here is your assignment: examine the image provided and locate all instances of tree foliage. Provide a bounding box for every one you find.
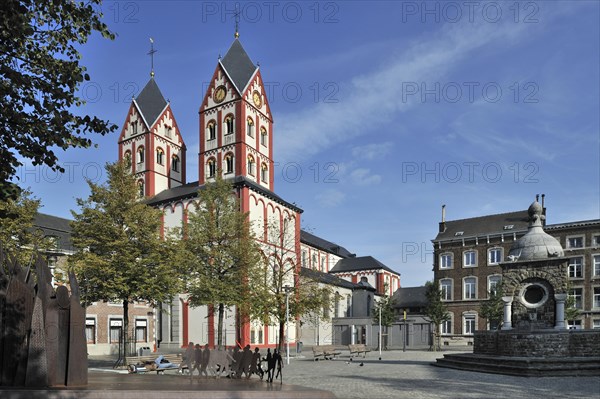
[372,294,396,328]
[424,280,450,351]
[69,161,180,362]
[180,174,261,347]
[0,0,117,200]
[480,283,504,329]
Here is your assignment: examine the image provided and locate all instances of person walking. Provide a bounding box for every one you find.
[180,341,194,375]
[274,349,283,383]
[265,348,275,383]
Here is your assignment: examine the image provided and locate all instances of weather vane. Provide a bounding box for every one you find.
[148,37,157,77]
[234,5,240,38]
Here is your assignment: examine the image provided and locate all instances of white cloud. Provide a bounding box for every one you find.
[352,142,393,160]
[351,168,381,186]
[315,189,346,208]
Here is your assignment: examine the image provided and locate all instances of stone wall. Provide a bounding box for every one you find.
[474,330,600,357]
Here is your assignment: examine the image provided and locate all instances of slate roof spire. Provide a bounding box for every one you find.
[220,39,258,94]
[134,78,168,128]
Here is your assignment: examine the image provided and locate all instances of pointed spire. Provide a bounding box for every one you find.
[220,39,257,94]
[234,4,240,38]
[148,38,157,78]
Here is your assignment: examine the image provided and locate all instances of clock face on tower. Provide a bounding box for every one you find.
[252,91,262,108]
[214,85,226,103]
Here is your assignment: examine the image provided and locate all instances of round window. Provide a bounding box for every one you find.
[519,283,549,309]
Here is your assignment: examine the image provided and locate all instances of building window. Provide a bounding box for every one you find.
[135,320,147,342]
[593,287,600,309]
[464,277,476,300]
[250,324,263,344]
[568,320,582,330]
[441,319,452,335]
[321,256,325,271]
[488,248,503,265]
[568,257,583,278]
[207,121,216,140]
[593,255,600,277]
[440,253,453,269]
[137,180,144,198]
[137,147,144,163]
[593,235,600,247]
[165,126,172,138]
[260,127,267,146]
[463,251,477,267]
[464,314,476,335]
[109,319,123,344]
[124,151,132,167]
[131,122,138,135]
[224,154,234,174]
[156,148,164,165]
[247,117,254,137]
[593,319,600,330]
[261,163,268,183]
[171,155,179,172]
[312,254,317,269]
[346,295,352,317]
[86,318,96,344]
[569,288,583,309]
[440,279,452,301]
[207,159,216,178]
[247,155,255,176]
[225,116,234,135]
[567,236,584,249]
[302,251,307,268]
[488,275,501,296]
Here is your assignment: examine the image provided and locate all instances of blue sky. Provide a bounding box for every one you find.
[15,1,600,287]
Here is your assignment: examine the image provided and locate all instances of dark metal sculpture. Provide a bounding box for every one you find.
[0,246,87,387]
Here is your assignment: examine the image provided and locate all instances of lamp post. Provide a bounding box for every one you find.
[378,302,382,357]
[284,284,292,365]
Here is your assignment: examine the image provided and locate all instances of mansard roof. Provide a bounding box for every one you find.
[434,210,530,242]
[300,230,353,258]
[329,256,397,275]
[392,286,428,309]
[220,39,258,94]
[134,78,168,128]
[145,176,303,213]
[300,267,357,290]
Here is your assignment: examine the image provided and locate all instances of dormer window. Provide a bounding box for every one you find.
[207,121,216,140]
[455,231,464,236]
[503,225,514,230]
[247,117,254,137]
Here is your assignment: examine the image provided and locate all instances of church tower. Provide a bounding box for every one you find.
[118,77,187,197]
[198,38,274,189]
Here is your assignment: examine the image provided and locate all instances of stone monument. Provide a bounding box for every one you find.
[436,200,600,376]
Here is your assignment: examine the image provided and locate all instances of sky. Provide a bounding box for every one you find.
[14,0,600,287]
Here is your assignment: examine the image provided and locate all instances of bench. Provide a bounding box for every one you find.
[128,353,185,374]
[311,345,341,361]
[348,344,371,358]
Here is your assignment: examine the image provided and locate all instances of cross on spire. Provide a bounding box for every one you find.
[234,5,240,38]
[148,37,157,77]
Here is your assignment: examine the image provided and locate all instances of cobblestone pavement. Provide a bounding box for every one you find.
[281,350,600,399]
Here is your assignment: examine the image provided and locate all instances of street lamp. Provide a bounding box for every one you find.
[283,284,292,365]
[378,302,382,357]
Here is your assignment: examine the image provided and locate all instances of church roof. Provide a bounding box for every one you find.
[220,39,258,94]
[134,78,168,127]
[300,230,353,258]
[392,286,428,309]
[329,256,397,275]
[434,210,530,242]
[145,176,303,213]
[300,267,357,290]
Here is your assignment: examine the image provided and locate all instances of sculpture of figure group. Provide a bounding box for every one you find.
[181,342,283,383]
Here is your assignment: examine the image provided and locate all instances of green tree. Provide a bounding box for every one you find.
[0,0,117,200]
[248,217,332,352]
[69,161,180,365]
[480,283,504,330]
[565,280,581,325]
[372,293,395,350]
[424,280,450,351]
[180,174,261,347]
[0,189,44,267]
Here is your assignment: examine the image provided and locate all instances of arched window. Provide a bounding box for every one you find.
[224,153,234,174]
[131,121,138,135]
[164,125,172,138]
[124,151,132,167]
[225,115,234,135]
[247,155,255,176]
[156,148,164,165]
[171,155,180,172]
[261,163,268,183]
[207,121,216,140]
[137,180,145,197]
[463,277,477,300]
[247,117,254,137]
[260,127,267,146]
[137,147,144,163]
[207,158,216,178]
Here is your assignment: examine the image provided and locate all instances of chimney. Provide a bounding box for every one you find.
[439,204,447,233]
[541,194,546,226]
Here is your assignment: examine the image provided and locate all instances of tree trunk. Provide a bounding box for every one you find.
[217,303,224,348]
[278,321,285,353]
[123,300,129,366]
